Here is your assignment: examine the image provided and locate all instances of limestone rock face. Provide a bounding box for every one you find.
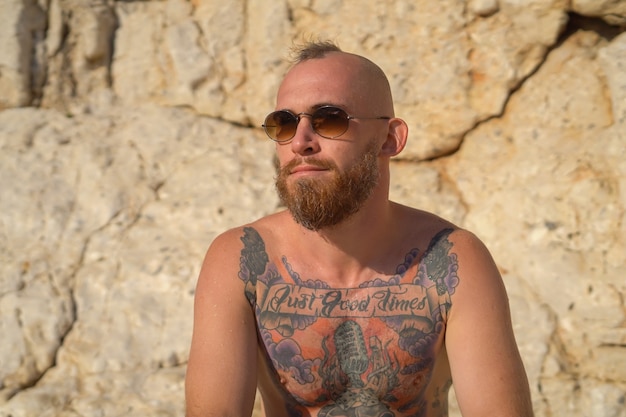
[0,1,624,416]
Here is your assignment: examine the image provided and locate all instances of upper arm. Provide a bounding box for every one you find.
[445,230,533,417]
[185,229,258,417]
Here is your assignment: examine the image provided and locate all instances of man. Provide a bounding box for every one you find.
[185,40,534,417]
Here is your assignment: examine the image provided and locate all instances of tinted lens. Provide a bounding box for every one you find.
[263,111,297,142]
[312,107,350,138]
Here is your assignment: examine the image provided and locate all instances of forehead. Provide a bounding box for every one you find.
[276,53,367,110]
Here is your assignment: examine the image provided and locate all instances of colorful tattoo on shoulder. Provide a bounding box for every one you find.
[237,226,461,416]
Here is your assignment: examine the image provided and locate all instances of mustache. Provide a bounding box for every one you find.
[280,157,337,174]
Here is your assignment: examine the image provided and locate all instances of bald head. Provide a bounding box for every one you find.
[283,41,395,117]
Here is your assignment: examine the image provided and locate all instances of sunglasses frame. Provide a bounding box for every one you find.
[262,105,390,143]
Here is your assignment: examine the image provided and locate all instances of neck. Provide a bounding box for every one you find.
[290,193,400,285]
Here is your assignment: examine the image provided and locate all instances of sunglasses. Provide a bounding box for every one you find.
[262,106,390,142]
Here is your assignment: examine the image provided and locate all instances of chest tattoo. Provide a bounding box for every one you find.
[237,227,459,415]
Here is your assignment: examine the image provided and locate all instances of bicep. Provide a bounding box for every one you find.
[445,231,533,417]
[185,233,258,417]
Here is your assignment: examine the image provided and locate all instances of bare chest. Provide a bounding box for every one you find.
[237,226,459,415]
[252,260,448,415]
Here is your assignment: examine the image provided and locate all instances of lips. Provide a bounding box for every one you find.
[283,157,334,175]
[290,164,327,174]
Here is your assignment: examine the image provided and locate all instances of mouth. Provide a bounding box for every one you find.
[290,164,328,175]
[283,157,334,176]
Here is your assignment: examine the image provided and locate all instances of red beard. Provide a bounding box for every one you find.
[275,142,380,230]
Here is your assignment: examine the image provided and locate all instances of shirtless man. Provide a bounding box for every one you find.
[185,40,534,417]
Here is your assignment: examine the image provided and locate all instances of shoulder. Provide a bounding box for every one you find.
[200,212,291,282]
[406,214,502,297]
[397,204,488,261]
[200,226,247,269]
[204,212,288,257]
[446,228,499,277]
[423,227,500,289]
[442,228,510,321]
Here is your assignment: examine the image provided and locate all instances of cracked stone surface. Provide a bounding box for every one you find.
[0,1,625,416]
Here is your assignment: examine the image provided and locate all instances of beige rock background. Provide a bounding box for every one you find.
[0,0,625,416]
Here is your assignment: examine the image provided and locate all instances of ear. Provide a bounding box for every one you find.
[380,118,408,157]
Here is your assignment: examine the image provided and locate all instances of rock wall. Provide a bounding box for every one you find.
[0,1,624,416]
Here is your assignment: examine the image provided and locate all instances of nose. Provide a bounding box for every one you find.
[289,115,320,156]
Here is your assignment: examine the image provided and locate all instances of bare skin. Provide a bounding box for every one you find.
[185,49,534,417]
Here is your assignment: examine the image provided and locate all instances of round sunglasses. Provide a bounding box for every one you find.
[262,106,390,142]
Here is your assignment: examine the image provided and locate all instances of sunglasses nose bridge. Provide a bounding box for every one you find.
[293,112,317,137]
[288,112,323,154]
